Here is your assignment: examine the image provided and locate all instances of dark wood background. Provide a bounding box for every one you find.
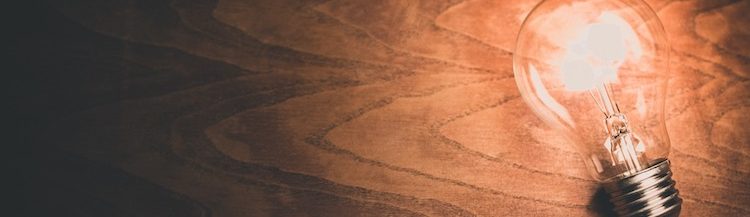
[13,0,750,216]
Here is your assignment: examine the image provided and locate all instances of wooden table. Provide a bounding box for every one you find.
[15,0,750,216]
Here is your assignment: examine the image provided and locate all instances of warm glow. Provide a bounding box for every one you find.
[530,64,575,127]
[636,90,647,117]
[560,12,642,91]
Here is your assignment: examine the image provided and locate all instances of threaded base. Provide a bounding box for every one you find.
[602,159,682,217]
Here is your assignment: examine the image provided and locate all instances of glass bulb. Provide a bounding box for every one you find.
[512,0,681,216]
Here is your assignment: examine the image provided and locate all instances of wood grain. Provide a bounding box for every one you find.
[15,0,750,216]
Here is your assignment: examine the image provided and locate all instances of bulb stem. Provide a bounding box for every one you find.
[591,82,646,175]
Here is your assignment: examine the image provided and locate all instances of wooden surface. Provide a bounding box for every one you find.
[14,0,750,216]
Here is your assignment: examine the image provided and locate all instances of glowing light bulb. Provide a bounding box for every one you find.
[512,0,681,216]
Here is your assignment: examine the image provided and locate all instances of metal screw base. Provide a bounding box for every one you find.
[602,159,682,217]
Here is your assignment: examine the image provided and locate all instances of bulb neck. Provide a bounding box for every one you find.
[602,158,682,217]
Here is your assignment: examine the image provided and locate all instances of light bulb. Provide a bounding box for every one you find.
[512,0,681,216]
